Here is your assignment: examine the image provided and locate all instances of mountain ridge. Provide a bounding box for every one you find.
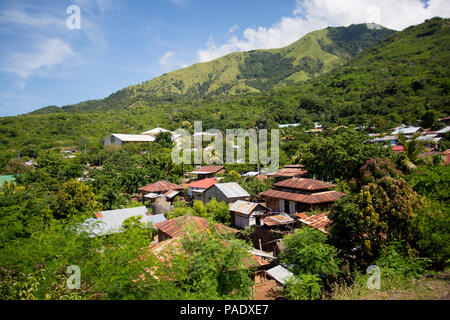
[30,23,395,114]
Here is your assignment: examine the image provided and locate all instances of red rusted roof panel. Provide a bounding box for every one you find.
[155,215,238,238]
[274,177,335,191]
[184,178,219,189]
[139,181,184,193]
[259,189,345,204]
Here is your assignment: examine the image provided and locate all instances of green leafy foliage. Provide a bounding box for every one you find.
[284,274,323,300]
[301,130,393,181]
[279,227,340,276]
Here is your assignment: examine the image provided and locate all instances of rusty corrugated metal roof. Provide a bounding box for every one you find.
[190,166,224,174]
[259,189,345,204]
[274,177,335,191]
[295,212,330,233]
[261,213,295,226]
[184,178,219,189]
[229,200,268,215]
[155,215,238,238]
[164,190,180,199]
[139,181,184,193]
[273,168,307,178]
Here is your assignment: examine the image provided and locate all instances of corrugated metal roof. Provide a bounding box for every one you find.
[259,189,345,204]
[266,265,294,285]
[164,190,180,199]
[436,126,450,134]
[295,212,330,233]
[274,177,335,191]
[273,168,307,178]
[189,165,224,174]
[111,134,155,142]
[392,145,405,152]
[184,178,219,189]
[155,215,238,238]
[139,181,184,193]
[144,193,164,199]
[229,200,268,215]
[149,237,270,268]
[391,126,422,135]
[140,127,171,135]
[79,207,166,237]
[261,213,295,226]
[242,171,260,177]
[214,183,250,199]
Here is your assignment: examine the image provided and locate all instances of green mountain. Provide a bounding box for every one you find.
[57,24,395,113]
[267,17,450,125]
[2,18,449,171]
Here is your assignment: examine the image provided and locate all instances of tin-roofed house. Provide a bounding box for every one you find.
[104,134,155,147]
[229,201,270,229]
[79,207,166,237]
[273,165,307,182]
[154,215,238,242]
[139,181,184,214]
[184,178,219,198]
[295,212,330,234]
[197,182,250,204]
[189,165,224,180]
[259,177,345,214]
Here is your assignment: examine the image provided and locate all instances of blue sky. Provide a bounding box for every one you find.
[0,0,447,116]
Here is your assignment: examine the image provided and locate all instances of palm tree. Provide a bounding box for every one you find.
[397,133,430,171]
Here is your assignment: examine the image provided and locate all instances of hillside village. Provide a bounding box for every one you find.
[48,116,448,299]
[0,17,449,302]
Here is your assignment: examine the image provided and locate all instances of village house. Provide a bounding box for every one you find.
[259,177,345,214]
[139,181,184,200]
[184,178,219,197]
[139,181,185,214]
[79,206,166,237]
[140,127,172,136]
[272,164,308,182]
[391,125,423,137]
[188,165,224,180]
[103,133,155,147]
[195,182,250,204]
[295,212,330,234]
[154,215,238,242]
[140,127,182,143]
[229,200,270,229]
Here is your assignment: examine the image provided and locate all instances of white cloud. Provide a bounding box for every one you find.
[159,51,176,65]
[2,38,77,78]
[228,24,239,33]
[159,51,187,72]
[197,0,450,62]
[0,3,112,78]
[0,9,65,28]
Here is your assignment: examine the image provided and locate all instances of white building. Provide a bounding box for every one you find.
[104,134,155,147]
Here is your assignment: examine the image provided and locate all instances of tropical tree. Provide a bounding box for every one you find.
[284,274,323,300]
[397,133,430,171]
[279,227,340,276]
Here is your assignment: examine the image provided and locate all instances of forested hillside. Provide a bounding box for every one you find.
[53,24,394,113]
[0,18,448,170]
